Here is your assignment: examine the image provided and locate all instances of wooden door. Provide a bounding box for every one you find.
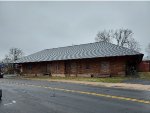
[65,61,71,76]
[100,61,110,74]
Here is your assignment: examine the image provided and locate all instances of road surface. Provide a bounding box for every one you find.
[0,78,150,113]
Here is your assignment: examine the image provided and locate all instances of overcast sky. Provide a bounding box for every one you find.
[0,1,150,60]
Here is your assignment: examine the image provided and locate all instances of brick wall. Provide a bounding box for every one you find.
[138,61,150,72]
[22,61,65,75]
[20,56,140,77]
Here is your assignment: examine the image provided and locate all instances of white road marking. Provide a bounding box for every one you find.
[4,100,16,106]
[12,100,16,103]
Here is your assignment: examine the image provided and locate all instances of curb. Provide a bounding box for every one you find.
[17,77,150,91]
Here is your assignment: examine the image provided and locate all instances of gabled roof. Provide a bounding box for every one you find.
[15,41,143,63]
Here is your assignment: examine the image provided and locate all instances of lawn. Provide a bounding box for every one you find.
[19,72,150,83]
[21,75,127,83]
[51,76,128,83]
[139,72,150,80]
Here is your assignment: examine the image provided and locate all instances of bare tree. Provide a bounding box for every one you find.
[113,28,133,47]
[3,55,12,63]
[4,48,23,62]
[2,48,24,74]
[95,30,113,42]
[127,38,141,52]
[95,28,140,51]
[113,29,141,51]
[9,48,23,61]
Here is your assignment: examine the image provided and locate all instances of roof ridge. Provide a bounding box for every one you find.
[44,41,104,51]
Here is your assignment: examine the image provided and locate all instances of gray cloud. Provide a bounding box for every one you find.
[0,1,150,60]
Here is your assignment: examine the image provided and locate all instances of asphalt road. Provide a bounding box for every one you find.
[0,78,150,113]
[123,78,150,85]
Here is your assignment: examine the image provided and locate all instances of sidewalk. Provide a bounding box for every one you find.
[23,78,150,91]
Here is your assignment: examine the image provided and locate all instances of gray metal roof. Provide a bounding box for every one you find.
[15,41,143,63]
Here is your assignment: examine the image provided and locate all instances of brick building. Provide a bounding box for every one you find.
[138,57,150,72]
[15,42,143,77]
